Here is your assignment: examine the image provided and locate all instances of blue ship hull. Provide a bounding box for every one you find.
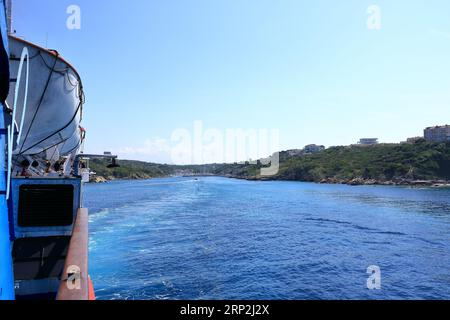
[0,0,14,301]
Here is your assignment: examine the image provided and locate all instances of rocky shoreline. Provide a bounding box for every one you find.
[89,173,166,183]
[90,176,109,183]
[89,174,450,188]
[230,175,450,187]
[319,177,450,187]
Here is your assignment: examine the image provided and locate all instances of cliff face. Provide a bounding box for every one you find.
[88,141,450,186]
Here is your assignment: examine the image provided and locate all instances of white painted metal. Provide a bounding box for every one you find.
[6,46,28,199]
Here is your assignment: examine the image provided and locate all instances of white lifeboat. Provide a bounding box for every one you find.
[6,35,84,158]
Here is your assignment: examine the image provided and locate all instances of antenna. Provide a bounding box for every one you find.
[6,0,12,34]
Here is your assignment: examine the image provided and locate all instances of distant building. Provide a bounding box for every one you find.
[358,138,379,146]
[404,137,423,144]
[304,144,325,154]
[424,125,450,142]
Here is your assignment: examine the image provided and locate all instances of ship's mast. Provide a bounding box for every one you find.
[6,0,11,34]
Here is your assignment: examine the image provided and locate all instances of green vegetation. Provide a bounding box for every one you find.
[273,140,450,182]
[89,159,175,180]
[89,140,450,184]
[89,159,222,180]
[212,140,450,183]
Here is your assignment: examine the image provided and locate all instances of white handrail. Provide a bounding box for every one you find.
[6,46,29,200]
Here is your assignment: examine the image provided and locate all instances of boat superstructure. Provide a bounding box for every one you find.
[0,0,117,300]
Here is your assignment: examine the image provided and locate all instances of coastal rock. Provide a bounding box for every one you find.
[348,178,365,186]
[129,173,152,180]
[91,176,108,183]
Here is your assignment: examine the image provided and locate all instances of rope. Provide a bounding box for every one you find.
[27,126,83,158]
[18,100,82,155]
[29,137,70,157]
[18,51,59,155]
[63,138,83,155]
[38,51,67,75]
[49,136,66,161]
[37,52,79,91]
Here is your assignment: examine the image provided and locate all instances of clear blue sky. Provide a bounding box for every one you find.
[12,0,450,163]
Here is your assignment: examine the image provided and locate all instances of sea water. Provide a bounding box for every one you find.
[85,177,450,300]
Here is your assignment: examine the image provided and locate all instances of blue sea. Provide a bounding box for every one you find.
[85,177,450,300]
